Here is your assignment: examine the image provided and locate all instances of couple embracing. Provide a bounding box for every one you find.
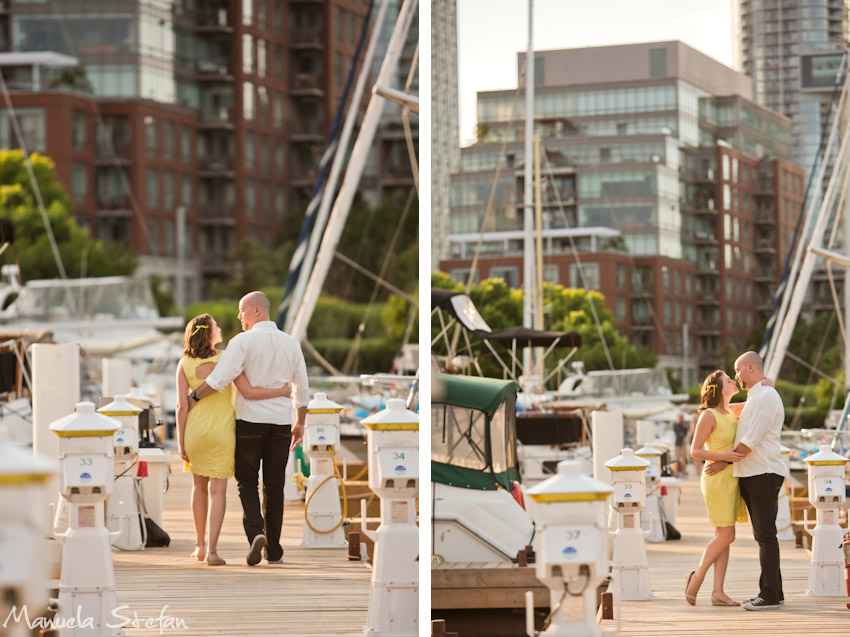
[685,351,786,610]
[175,291,309,567]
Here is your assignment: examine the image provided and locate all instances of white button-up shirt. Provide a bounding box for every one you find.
[733,379,786,478]
[205,321,309,425]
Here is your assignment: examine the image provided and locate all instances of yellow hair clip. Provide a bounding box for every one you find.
[704,383,717,396]
[191,324,209,337]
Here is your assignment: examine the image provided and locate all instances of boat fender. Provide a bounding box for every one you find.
[511,480,526,510]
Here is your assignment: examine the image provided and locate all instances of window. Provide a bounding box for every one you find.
[649,48,668,78]
[257,39,266,78]
[163,171,174,210]
[616,296,626,321]
[273,91,284,126]
[147,169,159,208]
[243,34,254,74]
[245,179,255,217]
[570,262,599,290]
[616,263,626,289]
[243,82,255,120]
[276,186,285,220]
[245,131,254,169]
[542,264,559,284]
[490,265,518,288]
[71,111,86,152]
[275,139,285,172]
[163,121,174,161]
[145,117,157,158]
[534,56,544,87]
[242,0,253,26]
[72,163,87,203]
[182,175,192,209]
[181,127,191,164]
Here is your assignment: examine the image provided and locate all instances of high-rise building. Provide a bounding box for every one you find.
[440,42,804,381]
[0,0,370,300]
[361,0,419,208]
[430,0,459,270]
[737,0,849,173]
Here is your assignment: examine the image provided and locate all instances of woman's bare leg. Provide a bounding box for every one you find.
[207,478,228,552]
[191,474,210,557]
[712,544,735,602]
[688,526,735,598]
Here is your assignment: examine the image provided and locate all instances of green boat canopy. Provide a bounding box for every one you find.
[432,374,518,417]
[431,374,520,491]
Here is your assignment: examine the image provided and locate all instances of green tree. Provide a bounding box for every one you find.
[0,150,135,280]
[431,273,655,380]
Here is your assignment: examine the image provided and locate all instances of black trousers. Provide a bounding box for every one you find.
[739,472,785,603]
[235,419,291,562]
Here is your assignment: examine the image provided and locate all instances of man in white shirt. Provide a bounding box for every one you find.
[731,351,785,610]
[188,291,309,566]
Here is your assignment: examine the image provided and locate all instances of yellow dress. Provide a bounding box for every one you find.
[182,354,235,479]
[700,407,748,527]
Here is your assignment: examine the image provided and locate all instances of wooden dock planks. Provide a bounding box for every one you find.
[112,453,371,636]
[601,478,850,635]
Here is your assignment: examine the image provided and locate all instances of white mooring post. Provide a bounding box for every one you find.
[360,399,418,636]
[50,402,123,636]
[803,445,848,596]
[301,392,347,548]
[635,443,666,543]
[98,396,144,551]
[0,443,56,637]
[525,461,615,637]
[605,449,652,600]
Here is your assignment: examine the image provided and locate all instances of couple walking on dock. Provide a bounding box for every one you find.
[686,351,786,610]
[175,291,310,567]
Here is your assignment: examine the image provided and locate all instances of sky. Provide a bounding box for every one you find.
[457,0,736,146]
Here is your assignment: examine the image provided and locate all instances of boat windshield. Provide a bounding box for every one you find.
[431,396,517,476]
[1,278,160,321]
[578,369,674,397]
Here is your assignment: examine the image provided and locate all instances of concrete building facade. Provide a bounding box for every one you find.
[441,41,804,382]
[0,0,374,302]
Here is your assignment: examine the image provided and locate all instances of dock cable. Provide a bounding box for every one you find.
[303,447,349,535]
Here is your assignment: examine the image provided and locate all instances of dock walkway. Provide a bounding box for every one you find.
[113,452,371,636]
[601,478,849,635]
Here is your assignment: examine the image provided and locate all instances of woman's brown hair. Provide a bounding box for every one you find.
[698,369,725,413]
[183,314,217,359]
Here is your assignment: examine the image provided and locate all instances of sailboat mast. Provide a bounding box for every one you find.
[284,0,392,333]
[288,0,418,343]
[522,0,536,374]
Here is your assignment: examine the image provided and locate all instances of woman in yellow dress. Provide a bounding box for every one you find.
[685,369,748,606]
[175,313,291,566]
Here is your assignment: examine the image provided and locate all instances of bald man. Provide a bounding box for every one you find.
[730,351,785,610]
[189,291,309,566]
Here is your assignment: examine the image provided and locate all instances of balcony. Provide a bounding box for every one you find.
[198,155,235,176]
[189,59,233,81]
[290,72,325,97]
[198,206,236,226]
[696,296,720,305]
[695,323,721,335]
[754,211,775,225]
[754,238,776,254]
[696,261,719,274]
[199,106,235,128]
[290,27,324,49]
[193,9,233,33]
[691,231,718,245]
[290,119,325,142]
[95,141,131,164]
[96,194,132,216]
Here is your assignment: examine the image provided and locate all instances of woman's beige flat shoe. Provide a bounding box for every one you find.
[206,550,226,566]
[711,591,740,606]
[685,571,703,606]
